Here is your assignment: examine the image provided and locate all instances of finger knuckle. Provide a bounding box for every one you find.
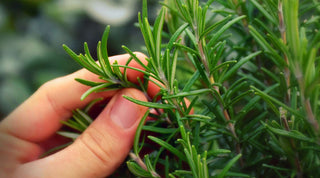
[37,78,69,118]
[77,128,114,167]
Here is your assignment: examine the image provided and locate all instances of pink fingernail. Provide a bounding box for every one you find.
[110,92,140,129]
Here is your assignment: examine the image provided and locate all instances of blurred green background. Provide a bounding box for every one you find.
[0,0,159,118]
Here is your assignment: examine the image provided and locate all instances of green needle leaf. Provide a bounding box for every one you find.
[57,131,80,140]
[167,23,189,50]
[123,95,176,109]
[153,7,166,62]
[222,51,261,82]
[81,82,113,101]
[251,86,304,118]
[249,0,277,24]
[101,25,111,63]
[133,110,150,155]
[127,161,152,177]
[75,109,93,124]
[75,78,105,87]
[163,89,212,99]
[62,44,79,62]
[97,41,114,79]
[60,120,85,132]
[142,126,177,134]
[263,123,317,143]
[148,135,187,162]
[207,15,246,47]
[200,15,232,39]
[218,154,242,178]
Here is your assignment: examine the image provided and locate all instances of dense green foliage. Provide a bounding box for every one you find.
[61,0,320,177]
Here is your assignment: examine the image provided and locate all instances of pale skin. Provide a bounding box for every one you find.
[0,52,160,177]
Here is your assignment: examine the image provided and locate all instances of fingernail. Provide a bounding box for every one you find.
[110,91,140,129]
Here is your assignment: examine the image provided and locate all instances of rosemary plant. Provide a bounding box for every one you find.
[59,0,320,177]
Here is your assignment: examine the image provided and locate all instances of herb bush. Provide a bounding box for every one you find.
[59,0,320,177]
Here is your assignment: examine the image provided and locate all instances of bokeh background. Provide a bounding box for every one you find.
[0,0,160,118]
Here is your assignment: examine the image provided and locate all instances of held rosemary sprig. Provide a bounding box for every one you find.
[59,0,320,177]
[63,26,140,100]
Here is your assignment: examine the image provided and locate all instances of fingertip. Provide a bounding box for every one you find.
[133,51,148,62]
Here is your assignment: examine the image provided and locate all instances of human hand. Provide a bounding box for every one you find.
[0,53,158,177]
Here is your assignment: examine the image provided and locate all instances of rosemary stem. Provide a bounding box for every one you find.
[295,63,320,136]
[209,73,243,166]
[280,109,303,177]
[278,1,291,103]
[232,0,249,33]
[129,152,148,171]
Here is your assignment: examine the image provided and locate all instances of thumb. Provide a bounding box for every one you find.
[15,88,148,178]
